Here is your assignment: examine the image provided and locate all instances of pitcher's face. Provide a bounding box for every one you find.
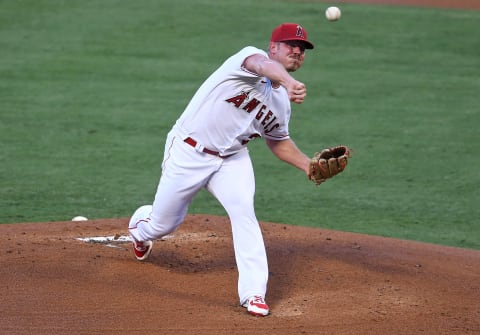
[270,41,306,72]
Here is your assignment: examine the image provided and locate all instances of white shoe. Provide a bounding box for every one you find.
[242,295,269,316]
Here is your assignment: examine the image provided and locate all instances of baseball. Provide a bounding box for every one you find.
[325,6,341,21]
[72,216,88,221]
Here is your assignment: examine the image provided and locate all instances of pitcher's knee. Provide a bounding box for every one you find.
[147,214,183,239]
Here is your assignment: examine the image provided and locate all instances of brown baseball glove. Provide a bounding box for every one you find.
[309,145,351,185]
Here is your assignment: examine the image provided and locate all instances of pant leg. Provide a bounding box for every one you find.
[206,150,268,304]
[129,130,222,242]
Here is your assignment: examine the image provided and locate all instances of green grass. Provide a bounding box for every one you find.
[1,0,479,249]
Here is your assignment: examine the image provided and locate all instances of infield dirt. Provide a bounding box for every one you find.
[1,215,479,334]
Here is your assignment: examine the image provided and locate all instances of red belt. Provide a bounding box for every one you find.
[184,137,234,158]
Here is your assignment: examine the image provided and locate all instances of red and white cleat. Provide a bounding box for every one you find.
[131,239,153,261]
[242,295,269,316]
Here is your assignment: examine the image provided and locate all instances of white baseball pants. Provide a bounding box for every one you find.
[129,129,268,304]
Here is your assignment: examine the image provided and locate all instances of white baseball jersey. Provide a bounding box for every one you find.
[174,46,291,156]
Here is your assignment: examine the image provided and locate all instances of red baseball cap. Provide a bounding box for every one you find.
[271,23,314,49]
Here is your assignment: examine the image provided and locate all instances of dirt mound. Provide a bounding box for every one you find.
[1,215,479,334]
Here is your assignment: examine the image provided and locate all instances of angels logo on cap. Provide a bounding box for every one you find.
[295,25,305,38]
[270,23,314,49]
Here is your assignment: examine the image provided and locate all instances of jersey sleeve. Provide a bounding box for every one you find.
[230,46,268,78]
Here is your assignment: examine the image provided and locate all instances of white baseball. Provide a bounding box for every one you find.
[72,216,88,221]
[325,6,341,21]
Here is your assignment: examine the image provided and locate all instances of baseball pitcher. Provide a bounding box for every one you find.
[128,22,351,317]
